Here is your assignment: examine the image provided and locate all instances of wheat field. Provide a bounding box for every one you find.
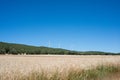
[0,55,120,80]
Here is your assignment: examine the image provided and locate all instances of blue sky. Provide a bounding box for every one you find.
[0,0,120,53]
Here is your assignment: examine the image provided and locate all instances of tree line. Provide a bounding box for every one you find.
[0,42,119,55]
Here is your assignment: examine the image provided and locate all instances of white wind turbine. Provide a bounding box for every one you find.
[48,40,51,47]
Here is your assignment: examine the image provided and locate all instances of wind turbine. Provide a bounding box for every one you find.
[48,40,51,47]
[70,45,74,50]
[58,43,61,48]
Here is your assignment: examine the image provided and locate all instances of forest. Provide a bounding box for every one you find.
[0,42,119,55]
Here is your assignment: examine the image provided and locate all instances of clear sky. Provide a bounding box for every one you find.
[0,0,120,53]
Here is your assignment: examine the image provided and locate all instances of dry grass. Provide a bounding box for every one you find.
[0,55,120,80]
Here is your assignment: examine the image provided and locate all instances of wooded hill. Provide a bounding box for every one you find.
[0,42,119,55]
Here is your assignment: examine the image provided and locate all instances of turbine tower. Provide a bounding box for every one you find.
[58,43,61,48]
[48,40,51,47]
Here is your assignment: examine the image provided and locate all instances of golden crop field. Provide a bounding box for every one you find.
[0,55,120,80]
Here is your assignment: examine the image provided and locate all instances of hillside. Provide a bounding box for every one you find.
[0,42,118,55]
[0,42,76,55]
